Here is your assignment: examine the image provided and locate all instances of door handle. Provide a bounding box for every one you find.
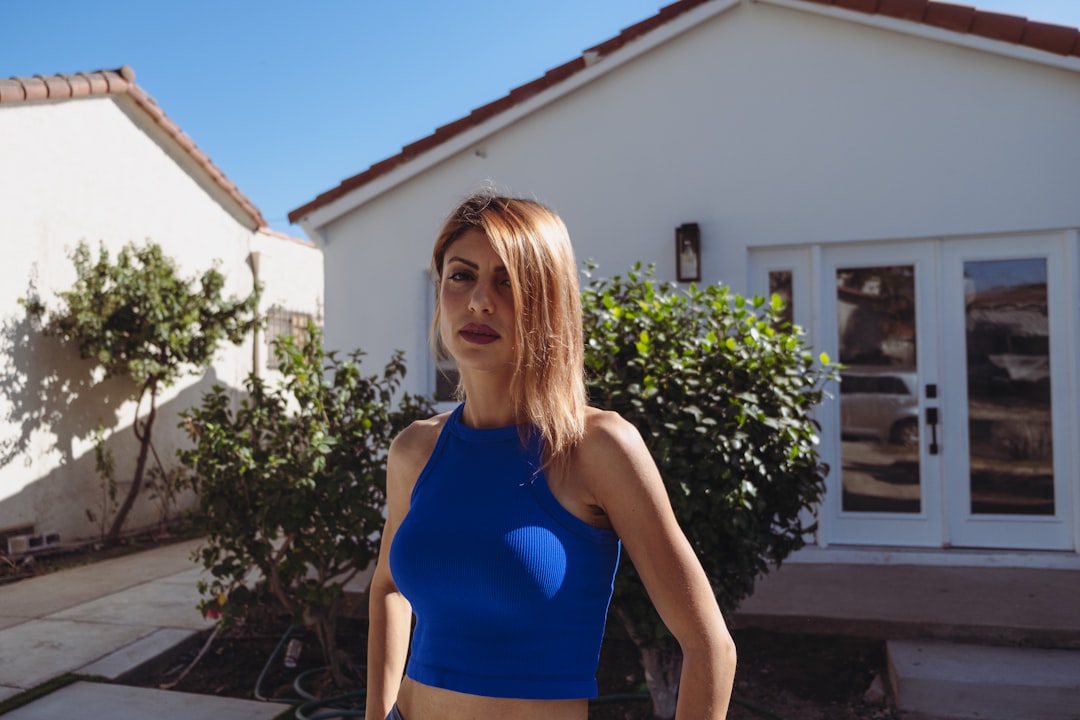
[926,407,940,455]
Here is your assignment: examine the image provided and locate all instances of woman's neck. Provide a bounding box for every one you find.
[458,371,517,428]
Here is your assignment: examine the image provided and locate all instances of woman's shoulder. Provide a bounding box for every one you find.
[577,407,651,467]
[568,408,661,509]
[390,410,452,465]
[582,406,643,444]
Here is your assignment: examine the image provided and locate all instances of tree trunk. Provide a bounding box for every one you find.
[639,641,682,719]
[310,598,349,689]
[616,606,683,719]
[108,384,157,542]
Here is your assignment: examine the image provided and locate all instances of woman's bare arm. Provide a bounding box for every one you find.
[364,420,438,720]
[583,411,737,719]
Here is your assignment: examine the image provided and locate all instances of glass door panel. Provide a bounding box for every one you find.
[942,235,1074,550]
[821,243,942,547]
[964,259,1054,516]
[836,265,921,514]
[768,270,794,327]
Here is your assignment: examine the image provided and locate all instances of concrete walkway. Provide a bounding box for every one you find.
[0,538,282,719]
[0,538,1077,719]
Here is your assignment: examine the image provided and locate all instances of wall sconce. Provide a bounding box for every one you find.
[675,222,701,282]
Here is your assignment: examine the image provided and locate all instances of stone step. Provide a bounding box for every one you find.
[887,639,1080,720]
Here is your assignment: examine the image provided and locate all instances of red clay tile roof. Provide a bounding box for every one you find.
[0,65,268,229]
[288,0,1080,225]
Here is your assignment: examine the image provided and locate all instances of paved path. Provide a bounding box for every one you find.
[0,538,282,719]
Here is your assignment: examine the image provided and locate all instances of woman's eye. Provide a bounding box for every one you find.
[448,271,473,282]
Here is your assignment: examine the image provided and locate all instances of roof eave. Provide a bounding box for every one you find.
[119,88,267,230]
[290,0,1080,231]
[106,93,265,232]
[291,0,741,231]
[768,0,1080,72]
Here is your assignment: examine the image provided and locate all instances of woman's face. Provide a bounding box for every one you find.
[438,229,516,375]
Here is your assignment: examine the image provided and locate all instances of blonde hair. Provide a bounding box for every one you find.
[431,193,587,461]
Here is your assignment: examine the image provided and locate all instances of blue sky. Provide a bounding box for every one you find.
[4,0,1079,237]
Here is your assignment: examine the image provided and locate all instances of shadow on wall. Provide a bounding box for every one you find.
[0,288,126,470]
[0,282,245,543]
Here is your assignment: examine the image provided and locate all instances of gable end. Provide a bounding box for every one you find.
[0,66,267,230]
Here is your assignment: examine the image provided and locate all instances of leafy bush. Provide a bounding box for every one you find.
[23,240,259,541]
[179,328,433,688]
[581,263,837,718]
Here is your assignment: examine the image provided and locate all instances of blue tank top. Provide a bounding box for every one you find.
[389,404,621,700]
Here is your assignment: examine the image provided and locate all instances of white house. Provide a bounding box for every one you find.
[0,66,323,547]
[289,0,1080,567]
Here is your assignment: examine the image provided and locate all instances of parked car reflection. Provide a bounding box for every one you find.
[840,366,919,446]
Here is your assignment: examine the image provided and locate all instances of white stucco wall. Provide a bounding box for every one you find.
[311,1,1080,401]
[0,95,323,544]
[252,229,325,375]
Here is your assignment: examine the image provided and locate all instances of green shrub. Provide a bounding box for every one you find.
[179,328,433,688]
[581,263,837,718]
[23,240,259,541]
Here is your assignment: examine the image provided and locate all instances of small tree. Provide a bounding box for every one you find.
[581,263,837,719]
[23,240,259,542]
[88,424,119,542]
[180,328,433,689]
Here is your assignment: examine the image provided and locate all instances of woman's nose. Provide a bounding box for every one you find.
[468,282,494,313]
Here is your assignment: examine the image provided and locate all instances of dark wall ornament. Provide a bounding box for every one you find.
[676,222,701,282]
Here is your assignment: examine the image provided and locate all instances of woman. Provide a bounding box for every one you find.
[366,194,736,720]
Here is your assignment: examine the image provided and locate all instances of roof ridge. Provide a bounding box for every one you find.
[0,65,268,230]
[0,66,136,103]
[287,0,1080,226]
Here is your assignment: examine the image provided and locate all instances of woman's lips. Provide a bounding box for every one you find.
[460,324,500,345]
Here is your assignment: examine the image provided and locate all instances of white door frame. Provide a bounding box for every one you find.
[749,231,1078,552]
[817,241,944,547]
[939,233,1076,550]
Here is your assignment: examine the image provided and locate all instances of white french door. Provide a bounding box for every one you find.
[820,242,945,547]
[939,235,1074,550]
[752,233,1076,551]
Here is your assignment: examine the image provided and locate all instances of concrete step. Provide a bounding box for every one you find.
[734,563,1080,651]
[887,639,1080,720]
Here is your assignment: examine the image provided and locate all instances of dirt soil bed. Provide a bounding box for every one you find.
[124,609,901,720]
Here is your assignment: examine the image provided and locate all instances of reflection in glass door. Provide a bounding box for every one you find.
[943,235,1073,551]
[821,242,942,548]
[764,236,1074,550]
[963,259,1054,516]
[836,265,921,514]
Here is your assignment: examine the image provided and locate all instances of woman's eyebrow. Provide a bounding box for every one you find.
[446,256,478,269]
[446,256,507,273]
